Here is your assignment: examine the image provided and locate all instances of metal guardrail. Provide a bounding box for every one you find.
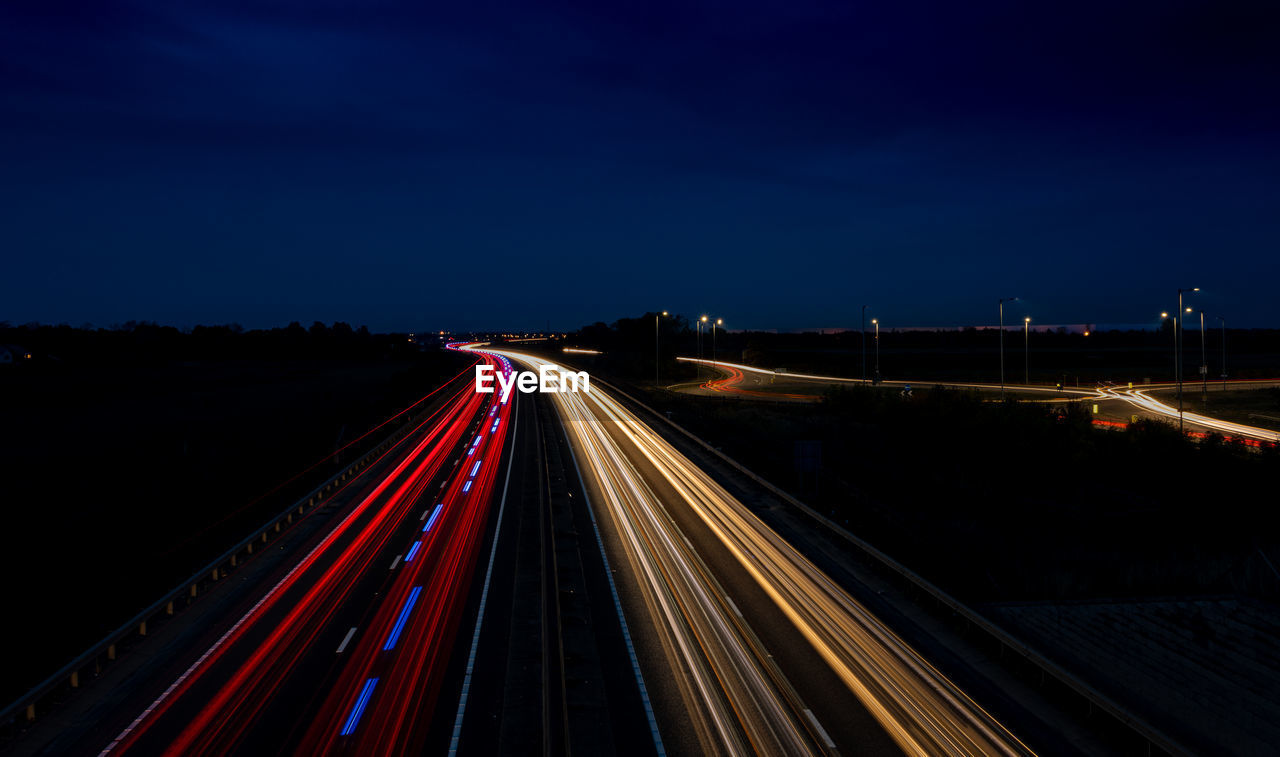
[598,377,1194,757]
[0,397,432,738]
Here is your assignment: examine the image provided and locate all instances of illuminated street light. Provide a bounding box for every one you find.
[998,297,1019,399]
[1161,312,1173,384]
[697,315,708,381]
[872,318,880,382]
[654,310,668,387]
[1023,316,1031,385]
[1176,287,1199,433]
[699,314,708,363]
[712,318,724,367]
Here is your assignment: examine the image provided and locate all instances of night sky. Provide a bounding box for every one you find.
[3,1,1278,331]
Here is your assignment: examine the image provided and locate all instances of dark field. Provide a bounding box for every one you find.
[630,381,1280,606]
[0,332,471,704]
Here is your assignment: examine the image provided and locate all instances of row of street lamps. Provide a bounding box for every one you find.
[655,299,1228,419]
[1167,289,1229,432]
[655,301,1034,397]
[654,311,723,386]
[697,315,724,374]
[1175,287,1197,431]
[661,302,1036,396]
[990,298,1045,400]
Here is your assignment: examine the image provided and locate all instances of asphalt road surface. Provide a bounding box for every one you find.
[12,353,517,756]
[487,347,1034,757]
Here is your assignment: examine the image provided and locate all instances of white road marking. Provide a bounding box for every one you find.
[336,627,358,654]
[725,595,742,617]
[804,708,836,749]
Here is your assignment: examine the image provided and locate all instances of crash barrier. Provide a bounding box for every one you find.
[0,400,432,739]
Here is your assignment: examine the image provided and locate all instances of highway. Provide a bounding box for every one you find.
[40,351,521,755]
[13,343,1268,756]
[676,357,1097,400]
[447,348,662,756]
[1098,383,1280,443]
[481,346,1034,757]
[678,357,1280,443]
[8,346,669,757]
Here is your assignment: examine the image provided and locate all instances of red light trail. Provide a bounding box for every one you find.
[297,352,514,754]
[103,350,516,755]
[702,364,819,401]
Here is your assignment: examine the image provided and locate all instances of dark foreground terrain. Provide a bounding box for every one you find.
[0,323,470,704]
[636,383,1280,604]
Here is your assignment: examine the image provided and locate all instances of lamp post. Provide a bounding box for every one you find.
[712,318,723,367]
[861,304,868,383]
[998,297,1019,399]
[1024,316,1031,385]
[1176,287,1198,433]
[1162,312,1171,383]
[654,310,667,387]
[1182,306,1193,413]
[698,315,708,381]
[871,318,880,382]
[1218,316,1227,391]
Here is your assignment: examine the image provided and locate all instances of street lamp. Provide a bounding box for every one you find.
[1217,316,1227,391]
[712,318,723,367]
[1161,312,1172,383]
[1176,287,1198,433]
[654,310,668,387]
[871,318,880,382]
[1024,316,1031,385]
[998,297,1019,399]
[698,315,708,381]
[861,304,868,383]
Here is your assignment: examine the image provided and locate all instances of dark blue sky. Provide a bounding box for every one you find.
[3,1,1278,331]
